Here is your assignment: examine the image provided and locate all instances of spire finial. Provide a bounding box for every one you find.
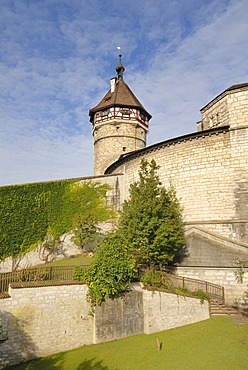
[116,46,125,80]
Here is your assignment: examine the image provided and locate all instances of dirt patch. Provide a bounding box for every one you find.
[231,313,248,324]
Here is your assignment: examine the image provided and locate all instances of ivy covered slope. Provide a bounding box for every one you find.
[0,179,114,261]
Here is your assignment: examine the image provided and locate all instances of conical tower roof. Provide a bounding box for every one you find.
[89,56,152,122]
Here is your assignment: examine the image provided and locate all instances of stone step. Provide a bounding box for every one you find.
[209,301,239,316]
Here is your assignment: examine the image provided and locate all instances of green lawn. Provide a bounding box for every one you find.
[38,255,94,267]
[9,317,248,370]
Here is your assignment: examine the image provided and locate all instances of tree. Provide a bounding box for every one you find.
[68,181,115,248]
[118,159,185,268]
[74,233,136,307]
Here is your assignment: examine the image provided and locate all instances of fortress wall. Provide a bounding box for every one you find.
[113,129,245,241]
[199,87,248,131]
[227,89,248,130]
[199,94,229,131]
[230,127,248,242]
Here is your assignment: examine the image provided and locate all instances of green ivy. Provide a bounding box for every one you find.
[0,179,113,261]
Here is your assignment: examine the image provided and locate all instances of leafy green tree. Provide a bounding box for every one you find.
[119,159,185,268]
[68,181,115,248]
[74,233,136,307]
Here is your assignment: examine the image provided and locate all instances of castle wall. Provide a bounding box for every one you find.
[198,85,248,131]
[110,127,248,243]
[198,94,229,130]
[0,284,209,368]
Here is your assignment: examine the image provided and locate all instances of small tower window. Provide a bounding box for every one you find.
[100,109,110,117]
[120,108,130,115]
[140,113,146,121]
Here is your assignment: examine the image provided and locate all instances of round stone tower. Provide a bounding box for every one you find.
[89,55,152,175]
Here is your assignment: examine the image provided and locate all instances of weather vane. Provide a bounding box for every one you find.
[117,46,122,59]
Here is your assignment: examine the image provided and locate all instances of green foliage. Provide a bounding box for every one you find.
[234,260,246,284]
[74,233,136,307]
[69,181,115,247]
[192,289,209,303]
[140,270,172,290]
[0,180,114,261]
[140,270,209,302]
[119,159,185,268]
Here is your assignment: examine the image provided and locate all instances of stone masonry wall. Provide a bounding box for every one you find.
[111,128,247,241]
[231,128,248,242]
[198,94,229,131]
[0,284,93,369]
[110,126,248,244]
[0,284,209,368]
[94,290,144,343]
[142,289,209,334]
[94,121,146,175]
[199,86,248,131]
[175,267,248,306]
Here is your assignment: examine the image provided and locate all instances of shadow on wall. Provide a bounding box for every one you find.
[0,310,38,369]
[7,356,117,369]
[1,311,116,370]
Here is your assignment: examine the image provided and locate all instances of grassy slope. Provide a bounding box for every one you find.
[38,255,94,267]
[10,317,248,370]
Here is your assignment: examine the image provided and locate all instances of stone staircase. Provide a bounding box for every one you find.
[209,300,238,316]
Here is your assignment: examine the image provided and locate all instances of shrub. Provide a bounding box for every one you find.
[74,233,136,307]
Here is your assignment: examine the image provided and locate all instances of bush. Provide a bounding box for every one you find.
[74,233,136,307]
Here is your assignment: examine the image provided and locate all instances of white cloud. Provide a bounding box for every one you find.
[0,0,247,186]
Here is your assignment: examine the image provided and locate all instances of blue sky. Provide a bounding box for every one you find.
[0,0,247,186]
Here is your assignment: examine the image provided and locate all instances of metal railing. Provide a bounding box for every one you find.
[0,265,89,294]
[138,266,225,304]
[165,273,225,304]
[1,264,225,304]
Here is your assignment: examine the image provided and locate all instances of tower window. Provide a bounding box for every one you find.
[123,147,126,152]
[140,112,146,121]
[120,108,130,115]
[100,109,110,117]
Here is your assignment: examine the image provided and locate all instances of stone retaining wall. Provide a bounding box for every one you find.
[175,267,248,306]
[0,284,209,369]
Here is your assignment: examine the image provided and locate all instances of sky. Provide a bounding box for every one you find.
[0,0,248,186]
